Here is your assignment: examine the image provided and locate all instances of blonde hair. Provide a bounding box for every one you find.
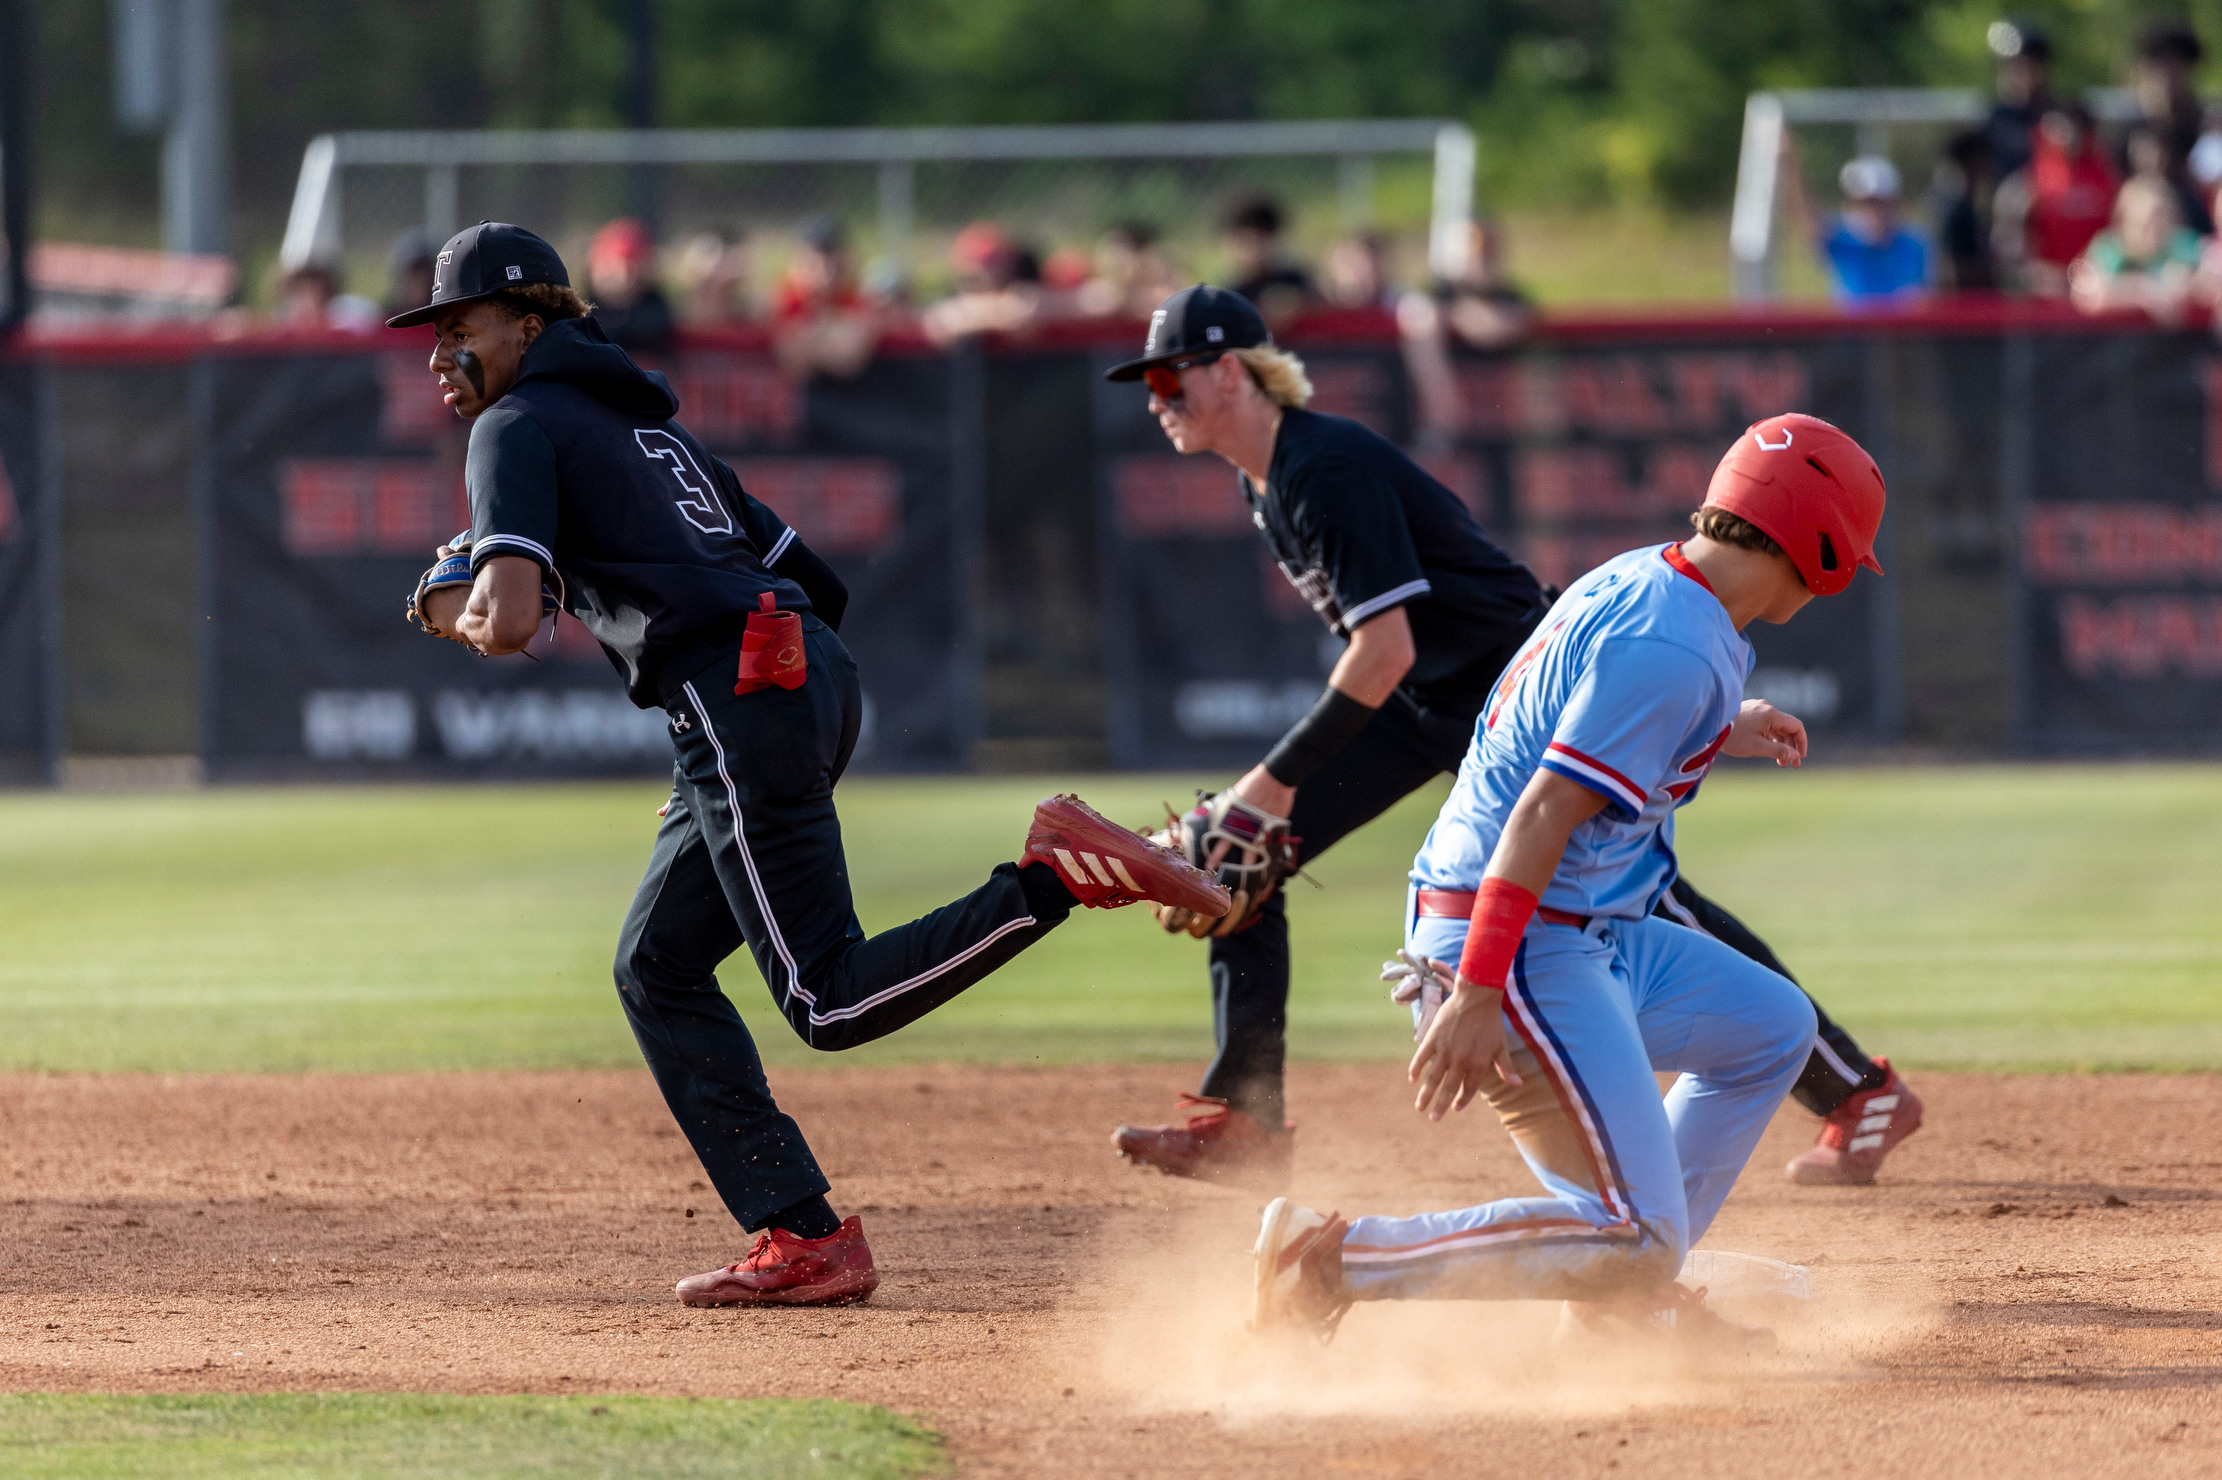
[1230,344,1313,408]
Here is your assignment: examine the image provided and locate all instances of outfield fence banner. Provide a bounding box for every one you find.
[198,336,977,778]
[7,306,2219,781]
[2009,330,2222,754]
[0,363,52,782]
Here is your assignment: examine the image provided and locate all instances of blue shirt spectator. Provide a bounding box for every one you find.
[1796,155,1928,307]
[1821,219,1930,303]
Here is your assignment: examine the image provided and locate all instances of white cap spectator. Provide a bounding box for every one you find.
[1839,156,1903,202]
[2191,131,2222,188]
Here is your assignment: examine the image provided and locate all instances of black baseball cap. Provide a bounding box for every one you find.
[385,221,571,328]
[1104,285,1271,381]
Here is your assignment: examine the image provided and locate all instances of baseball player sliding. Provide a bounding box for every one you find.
[394,223,1227,1309]
[1253,415,1882,1346]
[1104,288,1920,1191]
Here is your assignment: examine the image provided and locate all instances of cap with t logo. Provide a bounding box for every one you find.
[1104,284,1272,381]
[385,221,571,328]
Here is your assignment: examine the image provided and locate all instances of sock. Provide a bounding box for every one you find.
[768,1194,841,1240]
[1017,857,1078,919]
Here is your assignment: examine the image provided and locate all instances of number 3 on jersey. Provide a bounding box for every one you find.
[635,428,732,535]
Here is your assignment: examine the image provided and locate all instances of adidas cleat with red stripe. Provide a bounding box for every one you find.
[1026,793,1231,918]
[1787,1058,1924,1186]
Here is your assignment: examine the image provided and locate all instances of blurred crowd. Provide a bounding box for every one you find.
[1787,16,2222,327]
[267,183,1536,385]
[266,10,2222,371]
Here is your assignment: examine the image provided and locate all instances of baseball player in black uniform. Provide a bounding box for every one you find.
[1104,286,1923,1189]
[394,223,1228,1308]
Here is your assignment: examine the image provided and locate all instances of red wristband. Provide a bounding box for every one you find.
[1455,878,1539,994]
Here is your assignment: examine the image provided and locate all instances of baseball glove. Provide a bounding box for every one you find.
[406,532,560,644]
[407,531,478,640]
[1148,791,1298,938]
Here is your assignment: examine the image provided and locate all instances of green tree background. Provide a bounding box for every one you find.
[32,0,2222,265]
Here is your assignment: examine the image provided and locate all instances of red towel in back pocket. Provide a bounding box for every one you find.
[735,592,807,695]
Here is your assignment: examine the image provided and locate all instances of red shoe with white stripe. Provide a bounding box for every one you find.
[1786,1059,1924,1186]
[1026,793,1231,918]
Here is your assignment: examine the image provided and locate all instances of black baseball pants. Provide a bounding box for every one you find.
[1200,693,1886,1131]
[614,618,1066,1232]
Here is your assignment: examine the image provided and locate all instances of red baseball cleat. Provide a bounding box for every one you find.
[675,1216,880,1307]
[1251,1197,1351,1341]
[1026,793,1231,918]
[1113,1093,1295,1189]
[1786,1058,1924,1186]
[1561,1281,1776,1355]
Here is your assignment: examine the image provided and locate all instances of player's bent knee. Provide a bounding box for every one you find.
[1761,974,1820,1062]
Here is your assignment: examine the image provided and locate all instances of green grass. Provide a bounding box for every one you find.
[0,1393,947,1479]
[0,766,2218,1074]
[1497,209,1833,308]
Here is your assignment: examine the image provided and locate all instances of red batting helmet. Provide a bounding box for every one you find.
[1702,413,1886,597]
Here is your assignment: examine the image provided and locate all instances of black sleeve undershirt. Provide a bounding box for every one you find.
[776,536,848,632]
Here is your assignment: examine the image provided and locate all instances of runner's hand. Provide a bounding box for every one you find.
[1408,978,1521,1122]
[1724,699,1806,767]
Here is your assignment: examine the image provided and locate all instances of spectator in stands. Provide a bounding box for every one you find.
[2072,175,2203,326]
[2191,180,2222,328]
[1399,217,1535,448]
[1032,246,1095,320]
[1779,140,1929,307]
[1932,129,1999,292]
[2125,123,2216,236]
[1321,232,1400,312]
[2130,21,2206,180]
[586,217,676,353]
[2191,124,2222,212]
[1984,17,2054,182]
[1220,195,1316,324]
[383,229,438,322]
[1073,221,1183,318]
[674,229,753,325]
[769,215,879,379]
[276,261,379,333]
[921,220,1043,344]
[1993,103,2118,297]
[1411,217,1532,350]
[277,263,337,326]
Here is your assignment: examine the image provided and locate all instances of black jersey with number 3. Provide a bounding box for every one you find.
[464,316,815,706]
[1242,406,1547,710]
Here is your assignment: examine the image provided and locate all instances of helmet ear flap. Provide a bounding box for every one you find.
[1818,532,1839,572]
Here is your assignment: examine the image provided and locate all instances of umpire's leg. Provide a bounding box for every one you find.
[1200,697,1467,1128]
[1657,877,1890,1116]
[666,620,1073,1054]
[615,780,830,1234]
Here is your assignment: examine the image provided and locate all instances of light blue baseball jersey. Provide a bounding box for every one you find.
[1410,543,1752,920]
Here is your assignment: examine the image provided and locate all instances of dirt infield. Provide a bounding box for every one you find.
[1,1063,2217,1477]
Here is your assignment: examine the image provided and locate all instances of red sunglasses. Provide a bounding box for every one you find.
[1143,353,1222,401]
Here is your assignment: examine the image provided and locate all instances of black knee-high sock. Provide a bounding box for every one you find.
[764,1193,841,1239]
